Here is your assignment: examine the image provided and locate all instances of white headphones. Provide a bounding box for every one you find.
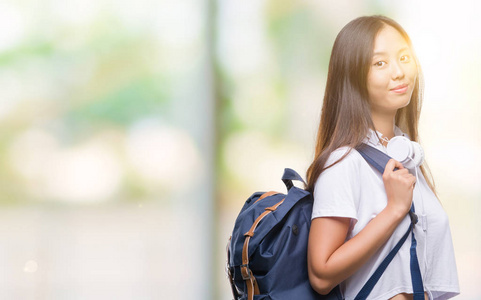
[386,136,424,169]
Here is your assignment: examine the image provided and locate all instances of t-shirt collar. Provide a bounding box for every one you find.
[364,125,408,148]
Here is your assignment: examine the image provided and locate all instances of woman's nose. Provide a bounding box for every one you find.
[391,61,405,80]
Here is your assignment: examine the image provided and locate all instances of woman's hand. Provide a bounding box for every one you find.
[382,159,416,216]
[308,159,417,294]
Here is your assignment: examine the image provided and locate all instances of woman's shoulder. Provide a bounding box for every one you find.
[325,146,365,170]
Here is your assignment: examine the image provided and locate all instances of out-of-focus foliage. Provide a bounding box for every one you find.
[0,3,192,205]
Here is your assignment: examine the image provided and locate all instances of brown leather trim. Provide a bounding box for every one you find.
[253,191,280,204]
[241,197,285,300]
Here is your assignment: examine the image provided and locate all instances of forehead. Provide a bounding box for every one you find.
[372,25,410,56]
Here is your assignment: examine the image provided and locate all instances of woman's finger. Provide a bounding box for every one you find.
[394,168,409,175]
[384,159,404,175]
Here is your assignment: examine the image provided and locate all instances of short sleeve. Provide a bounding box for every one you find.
[311,147,361,221]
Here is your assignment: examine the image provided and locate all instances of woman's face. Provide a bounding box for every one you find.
[367,25,418,116]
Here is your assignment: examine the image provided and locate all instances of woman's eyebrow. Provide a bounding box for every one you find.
[373,46,410,56]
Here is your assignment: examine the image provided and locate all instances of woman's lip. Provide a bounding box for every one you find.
[390,85,408,93]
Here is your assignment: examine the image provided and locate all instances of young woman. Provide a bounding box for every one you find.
[306,16,460,300]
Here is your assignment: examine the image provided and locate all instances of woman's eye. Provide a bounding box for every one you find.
[374,61,386,67]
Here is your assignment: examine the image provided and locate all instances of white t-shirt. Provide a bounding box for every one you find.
[311,126,460,300]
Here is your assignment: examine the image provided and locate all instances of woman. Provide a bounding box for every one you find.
[306,15,460,300]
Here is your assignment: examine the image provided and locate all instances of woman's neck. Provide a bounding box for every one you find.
[371,112,396,140]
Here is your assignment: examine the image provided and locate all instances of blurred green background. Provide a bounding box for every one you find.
[0,0,479,299]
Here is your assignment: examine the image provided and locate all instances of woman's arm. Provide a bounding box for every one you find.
[307,159,416,295]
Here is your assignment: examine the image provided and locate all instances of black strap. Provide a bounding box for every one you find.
[226,237,240,299]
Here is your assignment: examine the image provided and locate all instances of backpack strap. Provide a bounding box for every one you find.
[241,195,285,300]
[353,213,417,299]
[355,143,424,299]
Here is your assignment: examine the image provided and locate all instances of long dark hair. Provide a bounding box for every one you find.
[306,15,437,197]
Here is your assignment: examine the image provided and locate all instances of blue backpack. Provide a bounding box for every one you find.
[226,143,424,300]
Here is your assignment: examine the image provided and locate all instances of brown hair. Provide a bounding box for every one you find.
[306,15,437,197]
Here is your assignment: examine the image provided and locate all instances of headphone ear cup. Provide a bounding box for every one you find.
[386,136,424,169]
[386,136,412,166]
[410,141,424,168]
